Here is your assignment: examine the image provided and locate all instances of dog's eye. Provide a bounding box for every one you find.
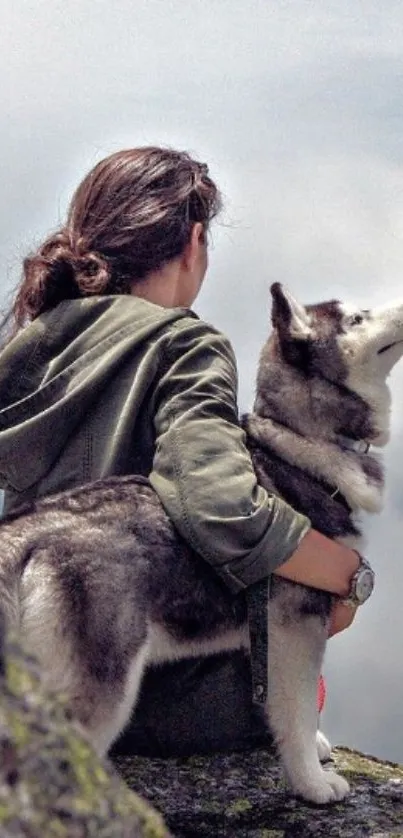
[350,313,364,326]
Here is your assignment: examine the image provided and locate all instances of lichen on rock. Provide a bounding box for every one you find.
[0,633,171,838]
[2,629,403,837]
[115,744,403,837]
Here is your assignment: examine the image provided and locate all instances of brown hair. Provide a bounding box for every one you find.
[5,146,221,335]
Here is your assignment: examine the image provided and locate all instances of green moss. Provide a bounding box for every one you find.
[8,712,30,747]
[0,803,10,823]
[67,736,109,809]
[335,747,403,781]
[225,797,253,815]
[198,799,222,814]
[46,819,69,837]
[134,802,171,838]
[6,657,37,697]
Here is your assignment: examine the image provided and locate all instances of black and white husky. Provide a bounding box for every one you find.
[1,283,403,804]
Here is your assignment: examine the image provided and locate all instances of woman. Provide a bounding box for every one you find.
[0,147,359,755]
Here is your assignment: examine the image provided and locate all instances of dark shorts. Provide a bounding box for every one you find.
[111,651,272,758]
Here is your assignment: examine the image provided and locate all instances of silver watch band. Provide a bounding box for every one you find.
[340,554,375,608]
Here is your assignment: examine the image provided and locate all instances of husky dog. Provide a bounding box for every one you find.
[0,283,403,805]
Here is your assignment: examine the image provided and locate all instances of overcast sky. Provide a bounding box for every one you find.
[3,0,403,763]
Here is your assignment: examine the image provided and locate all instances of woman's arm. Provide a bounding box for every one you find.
[276,529,361,636]
[274,528,360,596]
[150,316,359,601]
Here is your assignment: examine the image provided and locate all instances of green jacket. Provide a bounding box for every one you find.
[0,295,310,593]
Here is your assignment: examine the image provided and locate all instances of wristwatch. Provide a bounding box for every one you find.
[341,555,375,608]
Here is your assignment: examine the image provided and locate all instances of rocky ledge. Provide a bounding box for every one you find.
[0,632,402,837]
[115,746,403,837]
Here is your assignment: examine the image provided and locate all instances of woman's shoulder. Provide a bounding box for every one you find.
[170,308,233,348]
[166,311,237,374]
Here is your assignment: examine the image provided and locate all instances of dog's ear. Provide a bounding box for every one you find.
[270,283,311,340]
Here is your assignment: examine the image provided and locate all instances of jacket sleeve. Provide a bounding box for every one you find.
[149,316,311,594]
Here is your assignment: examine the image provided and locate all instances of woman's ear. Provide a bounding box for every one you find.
[184,222,205,270]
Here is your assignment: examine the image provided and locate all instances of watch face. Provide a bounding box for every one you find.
[356,569,374,603]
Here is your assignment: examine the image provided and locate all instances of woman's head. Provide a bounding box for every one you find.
[9,146,222,330]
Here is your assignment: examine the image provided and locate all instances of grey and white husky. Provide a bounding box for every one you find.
[1,283,403,804]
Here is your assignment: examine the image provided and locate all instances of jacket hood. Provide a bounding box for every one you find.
[0,296,193,492]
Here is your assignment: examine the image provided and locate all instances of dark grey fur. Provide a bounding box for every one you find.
[0,282,400,805]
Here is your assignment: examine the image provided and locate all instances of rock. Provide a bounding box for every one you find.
[0,634,172,838]
[114,746,403,837]
[2,631,402,837]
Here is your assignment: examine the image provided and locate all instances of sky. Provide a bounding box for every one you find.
[2,0,403,763]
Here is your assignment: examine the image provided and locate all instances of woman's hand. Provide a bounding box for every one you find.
[328,600,358,637]
[274,528,362,636]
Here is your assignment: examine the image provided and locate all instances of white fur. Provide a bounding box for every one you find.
[264,596,348,803]
[316,729,332,762]
[338,301,403,445]
[282,287,313,339]
[247,414,383,513]
[147,622,250,664]
[20,567,80,697]
[91,646,149,756]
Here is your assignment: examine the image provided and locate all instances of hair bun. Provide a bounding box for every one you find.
[75,251,110,292]
[20,231,112,320]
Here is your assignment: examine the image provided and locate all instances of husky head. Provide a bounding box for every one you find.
[255,283,403,447]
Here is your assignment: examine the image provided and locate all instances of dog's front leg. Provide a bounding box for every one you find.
[266,601,350,804]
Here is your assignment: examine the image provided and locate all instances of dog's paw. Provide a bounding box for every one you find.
[294,768,350,805]
[316,729,332,762]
